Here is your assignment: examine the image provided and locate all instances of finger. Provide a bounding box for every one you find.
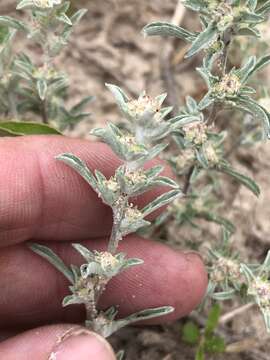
[0,135,174,247]
[0,236,207,328]
[0,324,116,360]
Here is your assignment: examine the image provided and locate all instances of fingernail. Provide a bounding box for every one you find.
[52,328,116,360]
[183,250,204,262]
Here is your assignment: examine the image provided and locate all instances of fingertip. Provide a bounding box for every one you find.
[56,329,116,360]
[0,325,116,360]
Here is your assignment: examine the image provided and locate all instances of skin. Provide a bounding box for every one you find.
[0,136,208,359]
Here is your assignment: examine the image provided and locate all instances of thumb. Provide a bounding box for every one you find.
[0,324,116,360]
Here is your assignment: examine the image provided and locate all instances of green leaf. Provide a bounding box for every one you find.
[219,164,260,197]
[0,121,61,136]
[204,335,226,353]
[56,153,97,190]
[143,22,196,41]
[29,243,74,284]
[182,321,200,345]
[195,345,205,360]
[205,304,221,337]
[185,22,217,58]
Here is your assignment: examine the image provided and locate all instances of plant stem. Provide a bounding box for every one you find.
[41,98,49,124]
[108,197,127,254]
[183,165,194,194]
[85,300,98,321]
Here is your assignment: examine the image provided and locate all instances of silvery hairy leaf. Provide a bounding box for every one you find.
[105,83,130,117]
[72,243,95,262]
[56,154,121,206]
[234,96,270,138]
[130,143,168,170]
[86,306,174,338]
[236,55,270,84]
[116,350,125,360]
[56,153,97,189]
[257,0,270,15]
[121,219,151,236]
[37,78,47,100]
[16,0,35,10]
[91,124,148,162]
[258,251,270,275]
[246,0,258,11]
[30,243,74,284]
[142,189,182,217]
[0,16,28,32]
[143,22,196,42]
[218,163,260,196]
[185,22,217,58]
[237,26,261,37]
[56,14,72,26]
[211,289,237,301]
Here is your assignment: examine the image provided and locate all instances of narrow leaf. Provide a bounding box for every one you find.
[182,321,200,345]
[56,153,97,189]
[143,22,196,41]
[142,190,182,216]
[0,121,61,136]
[0,16,28,32]
[122,306,174,324]
[29,243,74,284]
[72,243,95,262]
[116,350,125,360]
[185,22,217,58]
[205,304,221,336]
[219,165,260,197]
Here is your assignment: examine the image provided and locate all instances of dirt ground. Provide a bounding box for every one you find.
[2,0,270,359]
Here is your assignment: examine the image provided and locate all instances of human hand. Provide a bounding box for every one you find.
[0,136,207,359]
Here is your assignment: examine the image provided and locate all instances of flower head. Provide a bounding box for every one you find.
[214,73,241,97]
[126,94,161,122]
[33,0,61,8]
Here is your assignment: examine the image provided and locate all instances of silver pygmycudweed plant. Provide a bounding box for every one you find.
[1,0,270,354]
[30,86,182,338]
[0,0,92,130]
[143,0,270,332]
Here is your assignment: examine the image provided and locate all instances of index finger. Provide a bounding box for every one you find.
[0,135,174,247]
